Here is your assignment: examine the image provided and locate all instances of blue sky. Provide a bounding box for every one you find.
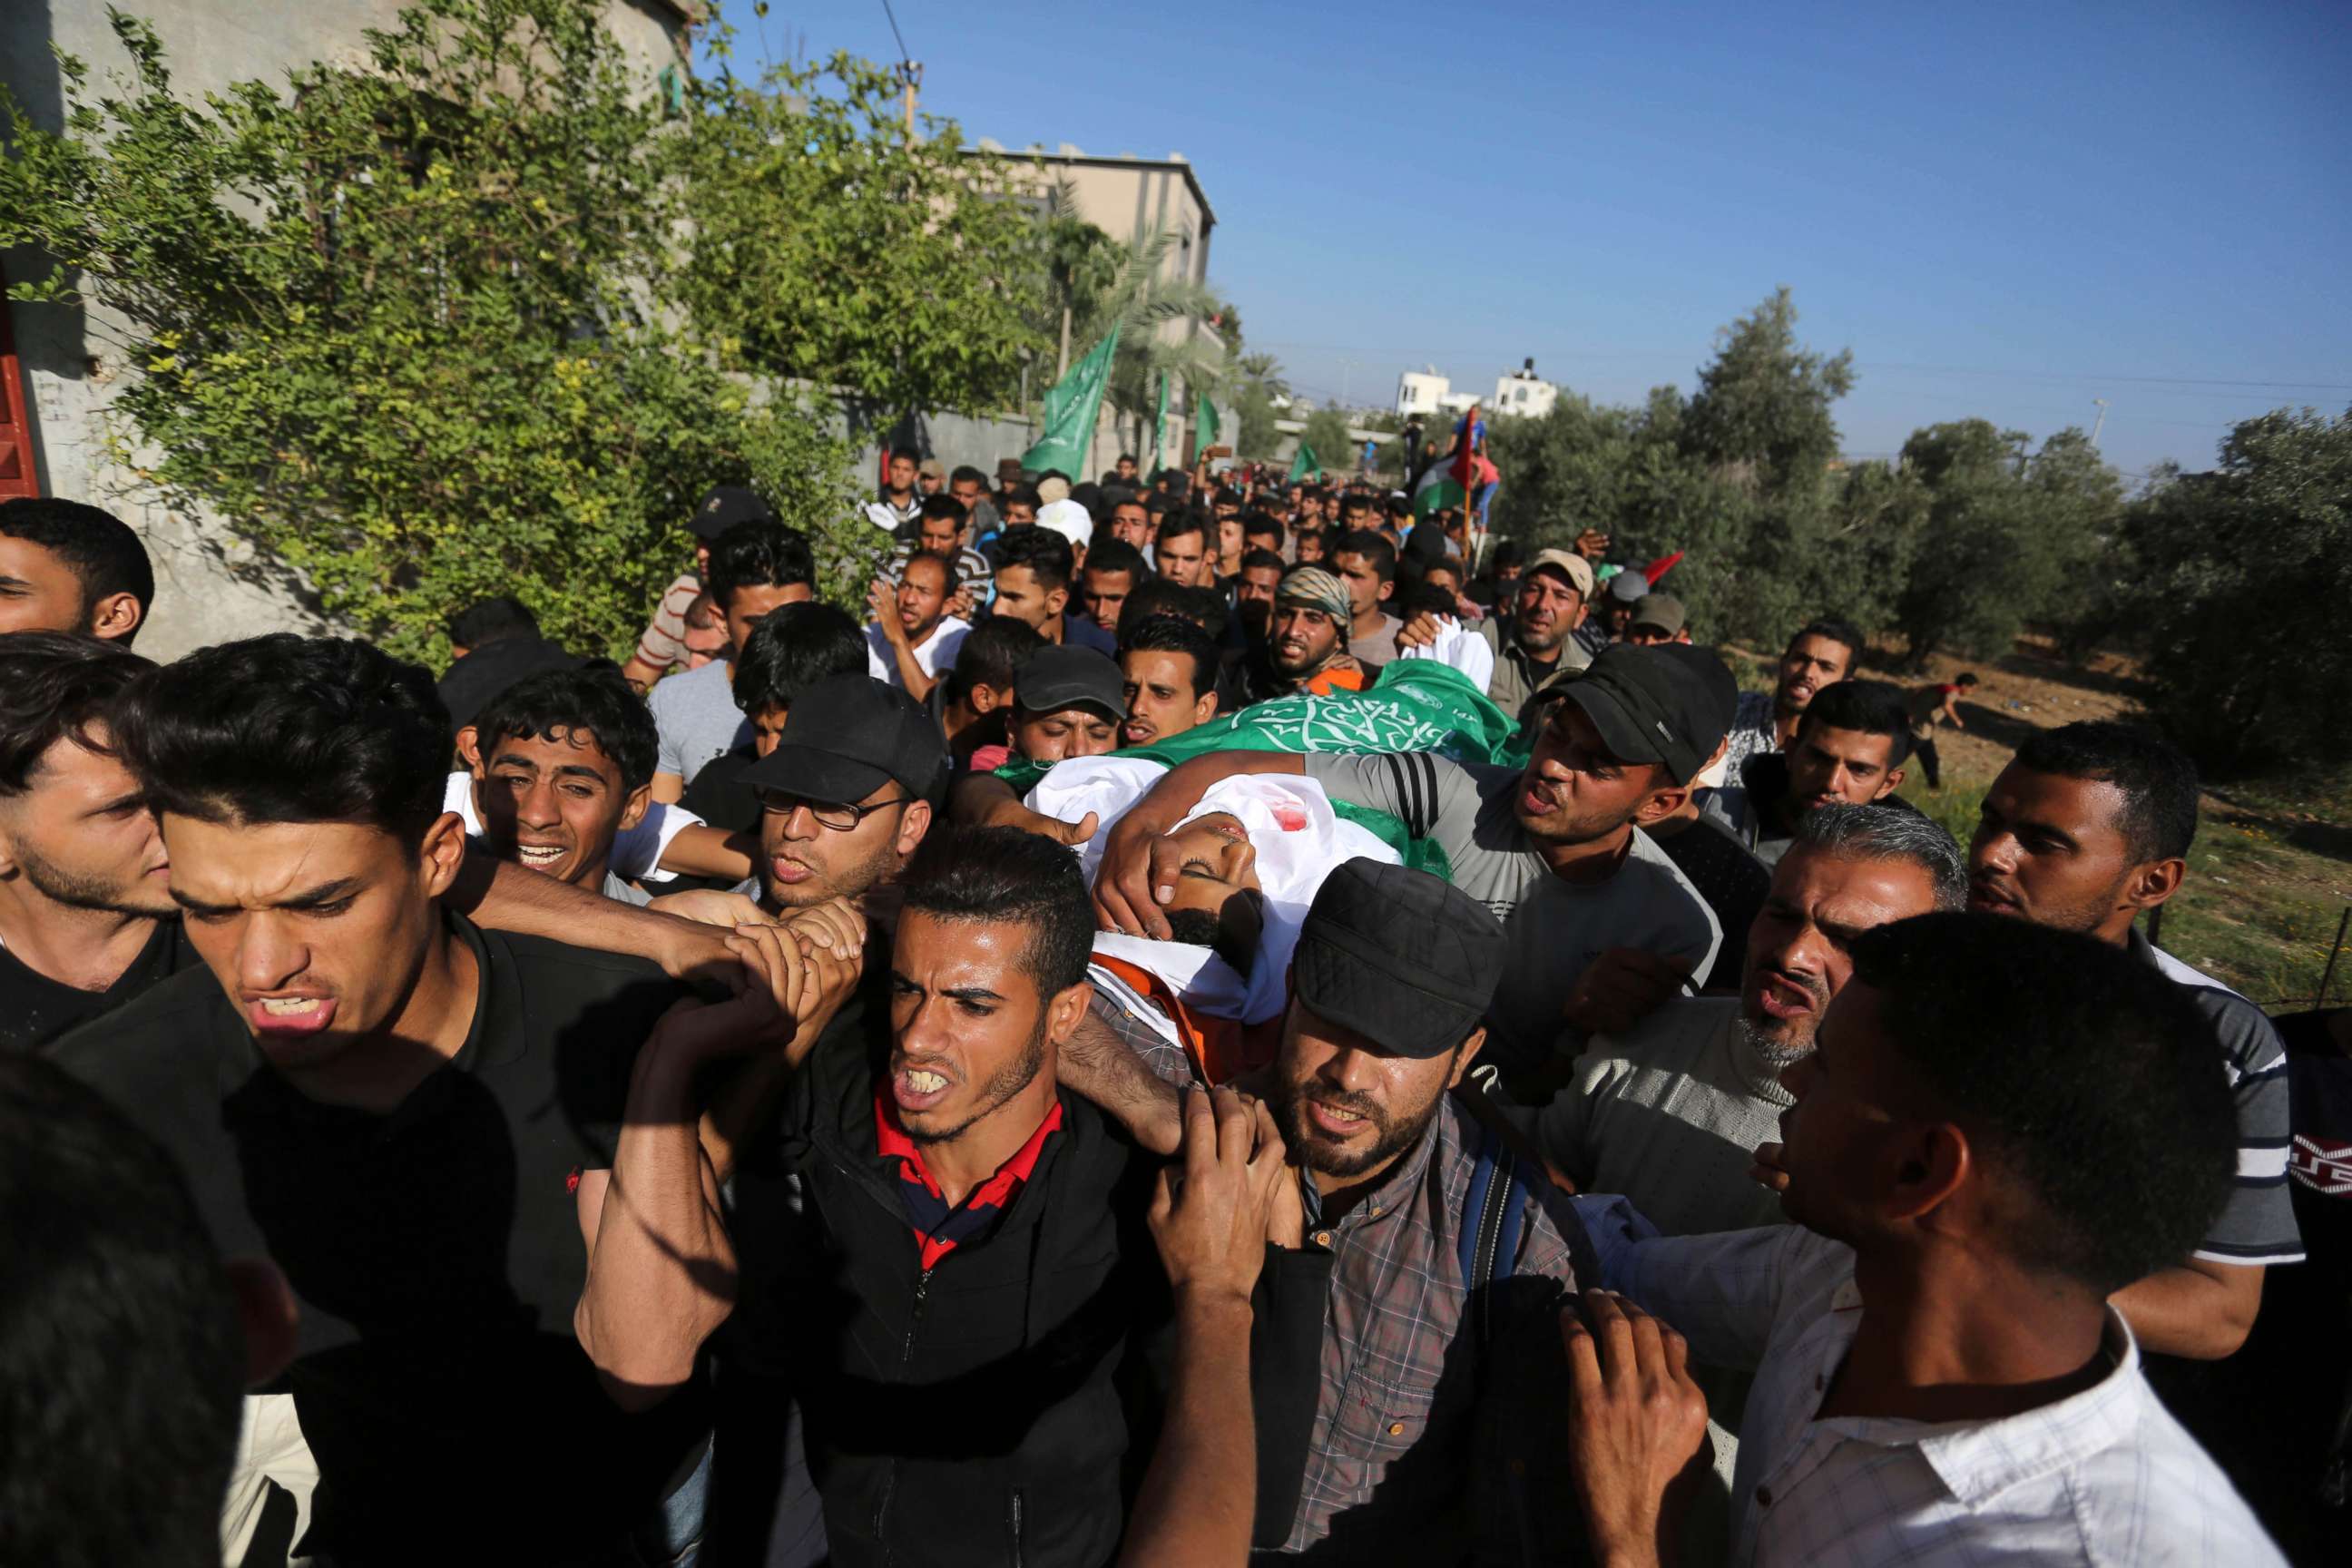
[715,1,2351,481]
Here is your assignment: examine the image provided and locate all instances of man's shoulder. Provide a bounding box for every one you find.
[487,926,687,1017]
[48,964,237,1096]
[1591,996,1740,1072]
[646,661,720,713]
[2136,933,2285,1073]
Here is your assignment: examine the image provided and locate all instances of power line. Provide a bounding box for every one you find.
[876,0,912,64]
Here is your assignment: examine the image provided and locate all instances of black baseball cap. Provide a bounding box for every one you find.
[688,485,777,541]
[1534,643,1733,786]
[1016,645,1126,721]
[1292,860,1506,1058]
[740,674,947,806]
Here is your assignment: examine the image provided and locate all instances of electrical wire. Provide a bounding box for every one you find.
[877,0,912,64]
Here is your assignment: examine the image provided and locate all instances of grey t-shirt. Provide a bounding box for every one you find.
[1302,751,1721,1073]
[647,660,750,788]
[1346,612,1403,670]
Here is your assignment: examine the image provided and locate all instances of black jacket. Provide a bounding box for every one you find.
[730,1014,1162,1568]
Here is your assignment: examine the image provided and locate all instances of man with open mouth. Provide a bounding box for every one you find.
[48,634,711,1565]
[468,664,661,905]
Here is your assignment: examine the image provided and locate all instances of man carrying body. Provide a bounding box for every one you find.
[1457,547,1595,721]
[1739,679,1915,865]
[1098,643,1723,1088]
[1117,612,1222,750]
[1235,565,1368,706]
[1967,720,2299,1359]
[576,825,1171,1567]
[1568,912,2281,1567]
[1005,645,1126,765]
[649,518,818,799]
[864,550,970,701]
[992,524,1119,656]
[0,496,152,644]
[52,634,707,1564]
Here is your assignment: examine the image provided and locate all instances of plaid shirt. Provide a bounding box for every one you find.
[1086,975,1596,1560]
[1588,1217,2287,1567]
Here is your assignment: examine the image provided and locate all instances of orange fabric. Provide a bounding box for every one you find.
[1095,954,1281,1087]
[1305,666,1367,697]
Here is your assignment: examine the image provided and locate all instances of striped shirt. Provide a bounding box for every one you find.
[2130,927,2303,1265]
[631,570,705,673]
[1589,1219,2288,1567]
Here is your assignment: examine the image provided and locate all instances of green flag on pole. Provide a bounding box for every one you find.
[1192,387,1222,463]
[1149,371,1170,475]
[1022,325,1122,476]
[1286,443,1319,484]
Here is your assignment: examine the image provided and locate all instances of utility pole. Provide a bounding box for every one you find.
[898,60,921,134]
[2091,398,2108,446]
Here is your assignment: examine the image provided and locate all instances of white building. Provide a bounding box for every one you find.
[1396,361,1555,421]
[1493,358,1560,419]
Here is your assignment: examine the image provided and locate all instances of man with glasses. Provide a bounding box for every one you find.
[738,673,944,917]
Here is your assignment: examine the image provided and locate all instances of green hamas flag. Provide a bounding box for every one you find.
[1193,387,1221,462]
[1149,371,1171,474]
[990,662,1529,882]
[1022,325,1122,475]
[1286,443,1319,483]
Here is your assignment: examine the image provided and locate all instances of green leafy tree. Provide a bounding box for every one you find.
[0,0,927,663]
[1231,352,1289,460]
[1298,406,1356,481]
[675,37,1048,421]
[2120,407,2352,772]
[1680,285,1855,493]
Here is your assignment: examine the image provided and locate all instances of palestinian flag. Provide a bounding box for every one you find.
[1411,402,1483,517]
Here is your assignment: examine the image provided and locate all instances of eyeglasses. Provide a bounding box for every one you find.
[757,790,909,831]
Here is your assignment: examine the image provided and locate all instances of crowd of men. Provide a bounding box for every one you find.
[0,457,2343,1568]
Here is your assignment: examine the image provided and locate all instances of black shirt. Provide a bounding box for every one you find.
[1645,814,1769,988]
[50,914,704,1564]
[0,915,202,1054]
[682,740,763,838]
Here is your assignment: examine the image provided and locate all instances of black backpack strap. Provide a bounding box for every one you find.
[1458,1114,1535,1342]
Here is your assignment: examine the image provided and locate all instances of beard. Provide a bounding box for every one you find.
[903,1012,1049,1147]
[1735,1013,1815,1071]
[11,840,164,916]
[1271,1070,1446,1180]
[763,833,900,913]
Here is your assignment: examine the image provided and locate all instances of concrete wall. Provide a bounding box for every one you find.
[1,0,689,659]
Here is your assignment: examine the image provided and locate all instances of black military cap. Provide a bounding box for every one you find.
[686,485,777,540]
[1534,642,1733,786]
[1291,859,1506,1058]
[740,674,946,806]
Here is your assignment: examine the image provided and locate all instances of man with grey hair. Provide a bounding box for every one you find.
[1501,801,1964,1564]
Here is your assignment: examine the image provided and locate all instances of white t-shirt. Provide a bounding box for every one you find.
[443,771,700,885]
[1394,613,1496,691]
[865,615,972,690]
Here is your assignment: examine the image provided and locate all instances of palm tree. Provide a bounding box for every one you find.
[1040,179,1228,464]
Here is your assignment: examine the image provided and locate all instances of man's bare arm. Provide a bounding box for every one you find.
[655,822,758,882]
[1059,1003,1187,1156]
[2111,1259,2264,1360]
[451,848,747,993]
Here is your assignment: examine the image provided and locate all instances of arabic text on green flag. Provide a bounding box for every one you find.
[1193,387,1222,463]
[1021,325,1122,476]
[1286,443,1319,483]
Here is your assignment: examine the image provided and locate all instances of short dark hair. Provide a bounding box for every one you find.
[1084,538,1144,581]
[2011,720,2200,863]
[1492,539,1524,571]
[732,602,866,715]
[1110,493,1150,515]
[1332,529,1396,582]
[1117,452,1138,465]
[1239,546,1285,576]
[1847,912,2236,1292]
[0,632,153,796]
[1002,485,1043,512]
[0,498,155,637]
[473,666,658,794]
[446,595,539,649]
[1955,672,1979,687]
[117,635,448,843]
[1798,679,1914,768]
[1183,583,1230,640]
[1393,578,1457,620]
[1789,618,1865,671]
[1337,494,1378,522]
[900,823,1093,996]
[1119,613,1220,700]
[1153,510,1209,549]
[994,525,1073,593]
[889,445,921,465]
[1242,512,1286,550]
[949,465,987,488]
[918,493,967,528]
[943,615,1042,706]
[1120,575,1197,630]
[705,520,817,613]
[0,1054,246,1568]
[904,549,961,596]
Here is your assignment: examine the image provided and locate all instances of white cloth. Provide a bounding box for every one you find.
[1394,612,1495,691]
[443,770,700,885]
[864,615,971,690]
[863,501,903,533]
[1581,1217,2286,1568]
[1024,754,1396,1023]
[1036,497,1092,556]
